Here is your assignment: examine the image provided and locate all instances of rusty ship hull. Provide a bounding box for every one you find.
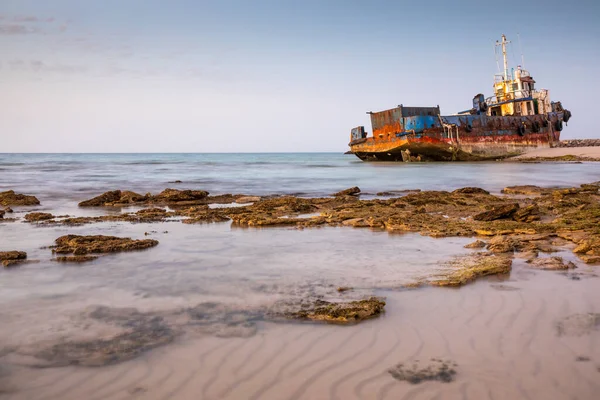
[348,35,571,162]
[350,112,566,162]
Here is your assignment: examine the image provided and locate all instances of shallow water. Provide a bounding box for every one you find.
[1,153,600,399]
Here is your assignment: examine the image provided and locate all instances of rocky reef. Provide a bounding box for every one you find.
[29,182,600,271]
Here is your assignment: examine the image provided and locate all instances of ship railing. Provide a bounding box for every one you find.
[486,89,538,106]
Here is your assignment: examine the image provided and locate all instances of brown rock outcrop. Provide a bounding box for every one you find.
[24,212,55,222]
[53,255,99,263]
[473,203,519,221]
[0,190,40,206]
[431,253,512,287]
[333,187,361,197]
[1,251,27,267]
[154,188,209,203]
[79,188,209,207]
[526,257,576,270]
[286,297,385,324]
[464,240,486,249]
[78,190,123,207]
[452,187,490,195]
[52,235,158,255]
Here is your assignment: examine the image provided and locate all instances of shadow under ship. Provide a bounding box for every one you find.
[348,35,572,161]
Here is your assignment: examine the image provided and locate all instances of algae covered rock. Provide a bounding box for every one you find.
[78,190,123,206]
[24,212,55,222]
[154,188,209,203]
[287,297,385,324]
[452,187,489,195]
[486,235,522,253]
[1,251,27,267]
[464,239,486,249]
[53,255,99,263]
[333,187,361,197]
[473,203,520,221]
[235,196,261,204]
[512,205,540,222]
[0,190,40,206]
[526,256,576,270]
[431,253,512,287]
[501,185,548,196]
[52,235,158,255]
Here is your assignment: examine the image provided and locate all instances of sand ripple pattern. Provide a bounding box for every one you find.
[2,268,600,400]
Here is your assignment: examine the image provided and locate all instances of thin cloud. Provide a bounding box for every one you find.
[13,16,39,22]
[13,15,56,23]
[29,60,88,74]
[0,24,39,35]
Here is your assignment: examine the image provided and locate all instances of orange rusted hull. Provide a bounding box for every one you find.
[349,111,567,162]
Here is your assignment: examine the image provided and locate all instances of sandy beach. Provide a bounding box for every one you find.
[510,146,600,161]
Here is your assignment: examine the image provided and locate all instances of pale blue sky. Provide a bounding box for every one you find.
[1,0,598,152]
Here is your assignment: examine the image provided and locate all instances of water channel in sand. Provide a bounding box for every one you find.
[1,154,600,399]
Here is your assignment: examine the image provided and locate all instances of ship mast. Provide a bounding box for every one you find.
[496,34,511,81]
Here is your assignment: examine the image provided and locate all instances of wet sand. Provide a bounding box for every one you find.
[511,146,600,160]
[1,255,599,400]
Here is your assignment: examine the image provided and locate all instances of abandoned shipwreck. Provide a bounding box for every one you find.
[348,35,572,161]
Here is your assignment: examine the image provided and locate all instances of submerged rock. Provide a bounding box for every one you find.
[285,297,385,324]
[431,253,512,287]
[526,257,576,270]
[0,251,27,267]
[556,313,600,337]
[24,212,55,222]
[36,320,174,367]
[388,359,457,384]
[52,235,158,255]
[0,190,40,206]
[53,255,99,263]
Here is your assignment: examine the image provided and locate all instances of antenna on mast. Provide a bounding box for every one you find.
[495,34,511,81]
[494,44,500,72]
[517,32,525,68]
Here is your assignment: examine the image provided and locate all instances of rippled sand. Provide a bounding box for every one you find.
[2,253,599,398]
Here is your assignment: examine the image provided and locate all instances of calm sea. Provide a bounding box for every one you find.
[1,153,598,204]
